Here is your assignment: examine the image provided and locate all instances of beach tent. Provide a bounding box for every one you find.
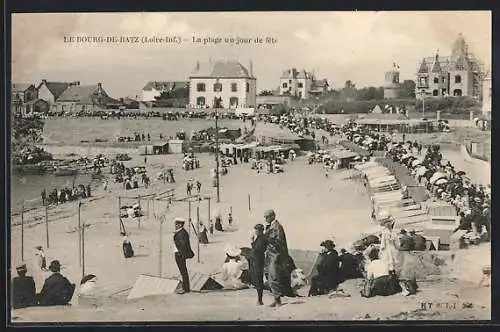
[127,274,180,300]
[288,249,320,281]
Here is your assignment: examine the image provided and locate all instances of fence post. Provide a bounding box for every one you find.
[78,201,82,267]
[196,206,200,263]
[248,194,251,211]
[45,203,49,248]
[118,196,121,234]
[21,201,24,261]
[138,195,141,229]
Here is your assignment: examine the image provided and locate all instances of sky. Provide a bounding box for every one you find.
[12,11,491,98]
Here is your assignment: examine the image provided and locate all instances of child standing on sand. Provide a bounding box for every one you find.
[35,246,47,271]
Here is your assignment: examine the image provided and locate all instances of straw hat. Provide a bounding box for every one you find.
[225,245,241,257]
[16,263,27,273]
[174,217,186,224]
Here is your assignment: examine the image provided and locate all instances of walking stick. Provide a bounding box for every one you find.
[45,203,50,248]
[78,201,82,267]
[21,201,24,261]
[197,206,200,263]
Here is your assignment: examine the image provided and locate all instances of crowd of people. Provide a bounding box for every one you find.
[41,183,92,206]
[340,120,491,242]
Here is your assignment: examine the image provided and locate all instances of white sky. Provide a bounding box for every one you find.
[12,11,491,98]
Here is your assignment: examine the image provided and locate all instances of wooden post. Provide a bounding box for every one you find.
[248,194,251,211]
[159,217,163,277]
[196,206,200,263]
[78,201,82,267]
[207,197,211,228]
[45,203,49,248]
[81,211,85,279]
[137,195,141,229]
[21,201,24,261]
[188,200,192,236]
[230,206,233,215]
[118,196,121,234]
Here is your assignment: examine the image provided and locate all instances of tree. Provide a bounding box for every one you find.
[399,80,416,99]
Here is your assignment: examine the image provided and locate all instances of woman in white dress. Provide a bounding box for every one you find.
[379,216,399,273]
[221,245,249,290]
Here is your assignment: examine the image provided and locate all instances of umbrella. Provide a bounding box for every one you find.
[430,174,447,184]
[435,178,448,185]
[457,171,466,176]
[412,159,422,167]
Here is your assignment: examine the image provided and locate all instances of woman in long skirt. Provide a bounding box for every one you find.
[379,217,400,273]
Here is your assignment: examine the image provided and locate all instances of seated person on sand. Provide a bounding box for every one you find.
[221,245,250,290]
[12,263,36,309]
[339,248,362,280]
[308,240,341,296]
[37,260,76,306]
[360,248,401,298]
[78,274,97,296]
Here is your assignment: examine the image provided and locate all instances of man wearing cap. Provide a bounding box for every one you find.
[173,218,195,294]
[37,260,75,306]
[263,209,289,307]
[11,264,36,309]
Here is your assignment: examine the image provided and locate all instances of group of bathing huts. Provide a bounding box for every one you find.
[341,141,459,251]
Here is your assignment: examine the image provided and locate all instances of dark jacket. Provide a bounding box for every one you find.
[249,235,268,287]
[12,275,36,309]
[37,273,75,306]
[339,252,359,280]
[411,234,427,251]
[398,234,414,251]
[174,228,195,259]
[311,250,340,293]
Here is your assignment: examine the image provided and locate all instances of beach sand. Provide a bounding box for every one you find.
[10,148,490,321]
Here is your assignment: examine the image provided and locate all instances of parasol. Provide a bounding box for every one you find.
[435,178,448,185]
[411,159,422,167]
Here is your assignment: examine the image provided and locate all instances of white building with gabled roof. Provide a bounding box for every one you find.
[188,60,257,109]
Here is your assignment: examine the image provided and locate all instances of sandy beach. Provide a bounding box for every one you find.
[10,142,491,321]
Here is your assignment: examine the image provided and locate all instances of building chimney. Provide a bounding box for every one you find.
[98,82,102,89]
[42,79,47,84]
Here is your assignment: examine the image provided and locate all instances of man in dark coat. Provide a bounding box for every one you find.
[250,224,267,305]
[263,209,289,307]
[409,229,427,251]
[398,229,414,251]
[339,248,360,280]
[37,260,75,306]
[173,218,195,294]
[308,240,340,296]
[12,264,36,309]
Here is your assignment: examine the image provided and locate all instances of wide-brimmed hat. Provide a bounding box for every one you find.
[16,263,27,273]
[174,217,186,224]
[35,246,43,250]
[320,240,336,250]
[225,245,241,257]
[81,274,97,285]
[48,260,61,272]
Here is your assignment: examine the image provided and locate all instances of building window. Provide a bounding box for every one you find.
[455,75,461,84]
[246,82,250,93]
[289,80,292,84]
[433,90,439,96]
[196,97,205,106]
[433,78,439,84]
[282,83,288,88]
[230,97,239,107]
[231,83,237,92]
[298,82,304,88]
[442,77,446,83]
[196,83,206,92]
[453,89,462,96]
[213,83,222,92]
[442,89,447,95]
[418,77,428,87]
